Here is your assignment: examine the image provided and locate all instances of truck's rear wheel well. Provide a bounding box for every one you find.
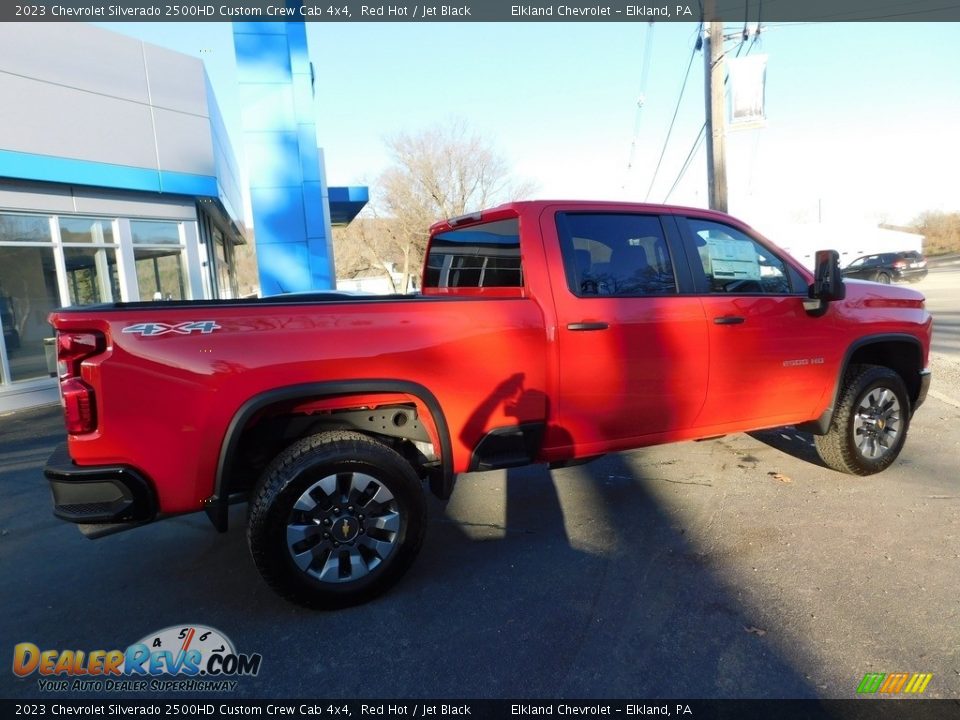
[230,404,439,497]
[208,382,452,533]
[847,340,923,405]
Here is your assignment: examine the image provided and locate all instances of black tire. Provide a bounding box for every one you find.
[248,430,426,609]
[875,272,891,284]
[814,364,911,475]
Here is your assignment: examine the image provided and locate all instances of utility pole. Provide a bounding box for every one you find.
[703,18,728,212]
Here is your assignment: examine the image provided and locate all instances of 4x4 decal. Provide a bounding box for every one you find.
[122,321,222,337]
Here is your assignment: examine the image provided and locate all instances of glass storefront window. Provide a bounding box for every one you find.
[0,213,50,243]
[135,247,185,301]
[213,227,234,300]
[131,221,186,301]
[132,221,181,245]
[59,217,115,245]
[63,246,120,305]
[0,246,59,382]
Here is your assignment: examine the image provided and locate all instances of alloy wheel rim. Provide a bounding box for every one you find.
[285,472,401,584]
[852,388,901,460]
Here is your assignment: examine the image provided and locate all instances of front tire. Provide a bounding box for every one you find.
[814,364,910,475]
[248,430,427,609]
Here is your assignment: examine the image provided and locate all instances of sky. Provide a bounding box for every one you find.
[97,20,960,229]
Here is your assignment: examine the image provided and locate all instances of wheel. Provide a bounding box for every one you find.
[248,430,427,609]
[814,364,910,475]
[875,272,891,284]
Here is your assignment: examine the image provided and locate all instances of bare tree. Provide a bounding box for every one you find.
[911,211,960,256]
[369,120,535,292]
[333,217,405,294]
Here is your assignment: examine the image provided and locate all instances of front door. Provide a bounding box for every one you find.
[676,215,838,429]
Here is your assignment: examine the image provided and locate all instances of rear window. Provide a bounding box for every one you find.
[424,219,522,289]
[556,213,677,296]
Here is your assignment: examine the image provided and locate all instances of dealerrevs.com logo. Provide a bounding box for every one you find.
[13,625,262,693]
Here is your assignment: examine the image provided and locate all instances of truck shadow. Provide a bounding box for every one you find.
[1,406,819,701]
[411,453,818,698]
[747,427,829,469]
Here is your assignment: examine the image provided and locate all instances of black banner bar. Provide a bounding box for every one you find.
[3,700,960,720]
[3,0,960,23]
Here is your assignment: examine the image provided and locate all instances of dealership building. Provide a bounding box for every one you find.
[0,21,367,412]
[0,23,246,411]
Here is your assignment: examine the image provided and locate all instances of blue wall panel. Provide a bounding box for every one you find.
[248,187,307,244]
[234,13,335,293]
[0,148,220,198]
[255,242,312,295]
[244,132,303,189]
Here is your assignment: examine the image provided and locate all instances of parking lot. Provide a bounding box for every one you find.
[1,268,958,701]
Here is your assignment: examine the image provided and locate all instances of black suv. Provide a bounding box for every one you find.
[842,251,928,284]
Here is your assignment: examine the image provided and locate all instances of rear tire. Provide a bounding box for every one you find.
[248,430,427,609]
[814,364,910,475]
[875,272,891,284]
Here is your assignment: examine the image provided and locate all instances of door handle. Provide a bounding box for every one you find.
[567,322,609,331]
[713,316,745,325]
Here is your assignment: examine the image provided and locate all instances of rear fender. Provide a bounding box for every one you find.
[207,380,453,532]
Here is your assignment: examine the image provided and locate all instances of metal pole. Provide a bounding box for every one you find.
[703,19,728,212]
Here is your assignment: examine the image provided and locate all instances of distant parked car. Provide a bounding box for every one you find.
[842,251,928,284]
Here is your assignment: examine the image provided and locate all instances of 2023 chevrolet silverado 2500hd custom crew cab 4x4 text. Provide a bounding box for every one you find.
[44,202,932,608]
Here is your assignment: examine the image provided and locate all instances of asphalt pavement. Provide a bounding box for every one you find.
[1,270,958,701]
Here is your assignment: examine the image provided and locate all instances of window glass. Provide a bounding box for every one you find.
[0,214,50,244]
[135,248,185,301]
[557,213,676,296]
[131,221,181,246]
[212,226,237,300]
[0,246,59,381]
[63,247,119,305]
[687,218,794,294]
[425,219,522,288]
[59,217,114,245]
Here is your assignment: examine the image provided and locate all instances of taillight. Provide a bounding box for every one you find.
[57,332,103,378]
[893,260,908,269]
[61,377,97,434]
[55,331,104,434]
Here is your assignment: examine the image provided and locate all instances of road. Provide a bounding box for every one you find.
[917,265,960,359]
[1,269,958,701]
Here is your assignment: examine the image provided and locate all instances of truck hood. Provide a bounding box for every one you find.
[843,278,925,308]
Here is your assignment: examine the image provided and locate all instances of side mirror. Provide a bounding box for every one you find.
[810,249,845,302]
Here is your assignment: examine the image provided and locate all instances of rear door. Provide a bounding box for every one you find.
[844,254,883,280]
[540,208,709,455]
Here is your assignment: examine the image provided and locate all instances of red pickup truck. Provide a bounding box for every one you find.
[44,201,932,608]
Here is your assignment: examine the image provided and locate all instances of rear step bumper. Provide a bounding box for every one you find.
[44,443,156,526]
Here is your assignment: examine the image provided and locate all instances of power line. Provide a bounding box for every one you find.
[664,123,706,203]
[623,23,656,190]
[644,31,701,202]
[662,36,752,204]
[750,0,763,51]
